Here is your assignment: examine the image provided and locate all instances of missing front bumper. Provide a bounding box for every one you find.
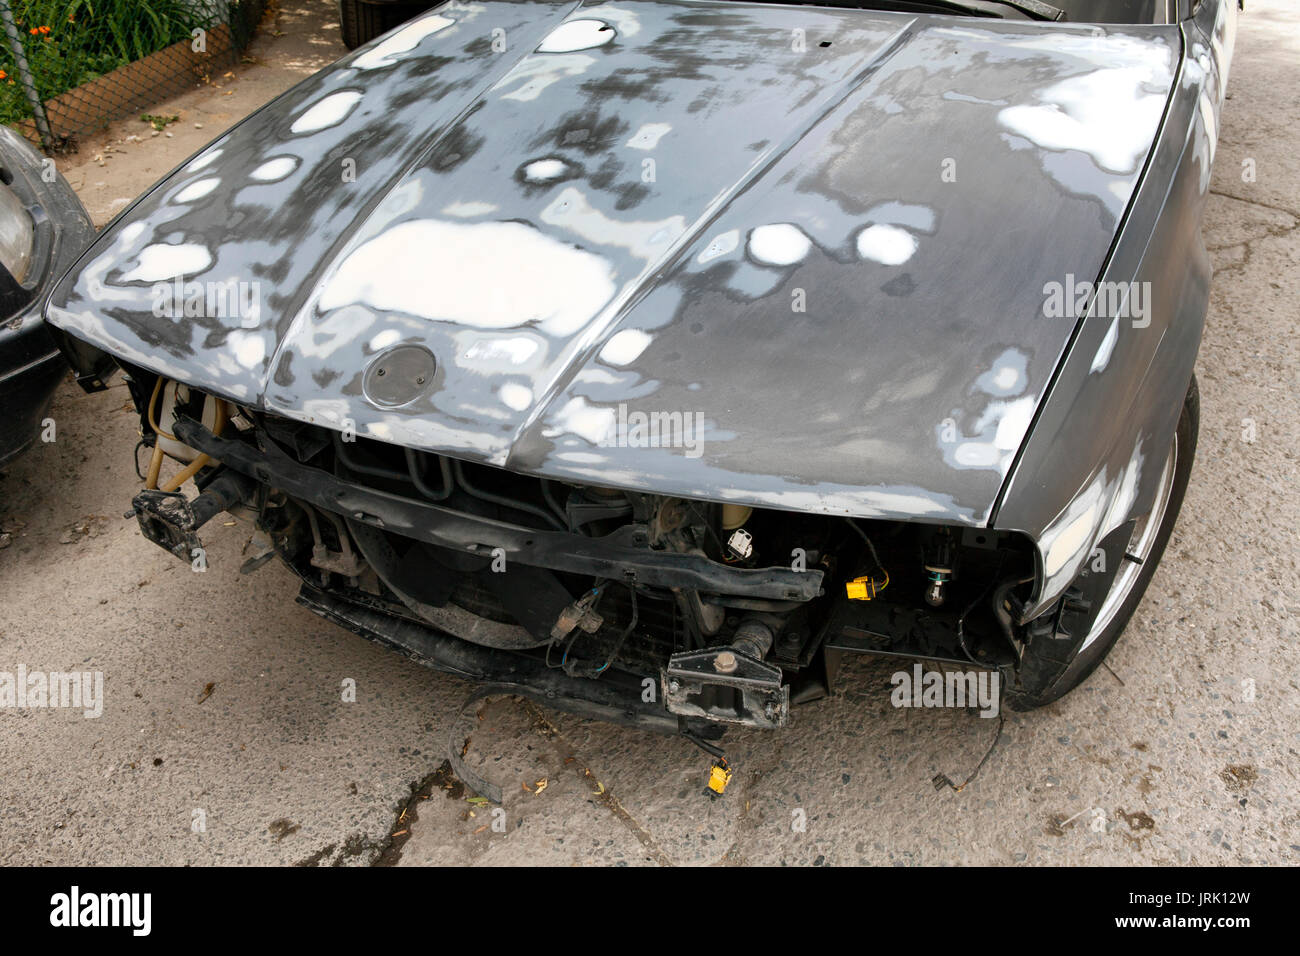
[171,417,823,603]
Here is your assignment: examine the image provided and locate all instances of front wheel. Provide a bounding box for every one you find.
[1008,375,1199,710]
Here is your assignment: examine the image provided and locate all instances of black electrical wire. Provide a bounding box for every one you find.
[956,552,1007,663]
[541,479,570,529]
[685,501,728,557]
[844,517,887,573]
[594,585,638,675]
[935,714,1006,793]
[682,731,726,761]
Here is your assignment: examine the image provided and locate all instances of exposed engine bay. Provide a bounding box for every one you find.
[122,372,1105,754]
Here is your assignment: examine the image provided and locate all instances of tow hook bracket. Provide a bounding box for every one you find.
[130,470,255,564]
[662,648,789,729]
[132,490,204,562]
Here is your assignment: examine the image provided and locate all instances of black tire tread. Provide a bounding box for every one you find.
[338,0,426,50]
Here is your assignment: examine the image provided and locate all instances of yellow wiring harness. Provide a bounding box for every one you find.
[144,377,226,492]
[845,570,889,601]
[844,517,890,601]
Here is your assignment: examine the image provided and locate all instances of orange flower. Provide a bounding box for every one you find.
[0,70,6,80]
[39,25,51,35]
[29,27,38,34]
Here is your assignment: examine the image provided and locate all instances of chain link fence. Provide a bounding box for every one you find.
[1,0,267,151]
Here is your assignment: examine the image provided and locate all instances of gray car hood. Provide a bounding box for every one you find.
[46,0,1179,525]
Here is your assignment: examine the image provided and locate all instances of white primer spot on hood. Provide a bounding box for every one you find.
[626,123,671,150]
[251,157,298,182]
[291,91,363,134]
[228,330,267,369]
[120,243,212,283]
[975,348,1028,396]
[993,395,1036,455]
[998,66,1168,174]
[748,223,811,266]
[698,229,739,265]
[174,178,220,203]
[950,395,1037,473]
[318,219,616,337]
[185,149,222,173]
[575,368,620,386]
[992,366,1019,391]
[522,158,570,182]
[499,383,534,411]
[600,328,652,366]
[495,53,594,102]
[352,15,454,69]
[298,398,352,430]
[953,442,1002,468]
[442,200,497,218]
[856,224,917,265]
[538,19,615,53]
[544,396,616,445]
[369,329,402,352]
[461,335,541,367]
[541,186,685,261]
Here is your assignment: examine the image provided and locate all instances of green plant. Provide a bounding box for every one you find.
[140,112,178,130]
[0,1,220,126]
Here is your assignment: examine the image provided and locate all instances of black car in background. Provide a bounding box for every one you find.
[0,127,95,469]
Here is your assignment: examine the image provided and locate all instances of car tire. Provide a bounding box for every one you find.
[338,0,428,50]
[1007,374,1199,710]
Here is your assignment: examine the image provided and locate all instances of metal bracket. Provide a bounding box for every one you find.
[131,489,203,563]
[130,469,255,565]
[663,648,788,729]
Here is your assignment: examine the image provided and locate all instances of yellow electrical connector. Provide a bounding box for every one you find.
[846,572,889,601]
[707,759,732,796]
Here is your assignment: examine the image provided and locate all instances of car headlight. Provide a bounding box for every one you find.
[0,182,34,284]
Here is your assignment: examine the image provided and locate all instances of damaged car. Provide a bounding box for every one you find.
[43,0,1235,791]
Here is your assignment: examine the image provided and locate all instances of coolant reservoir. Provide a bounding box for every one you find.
[155,383,221,463]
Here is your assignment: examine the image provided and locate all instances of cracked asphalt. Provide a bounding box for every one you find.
[0,0,1296,866]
